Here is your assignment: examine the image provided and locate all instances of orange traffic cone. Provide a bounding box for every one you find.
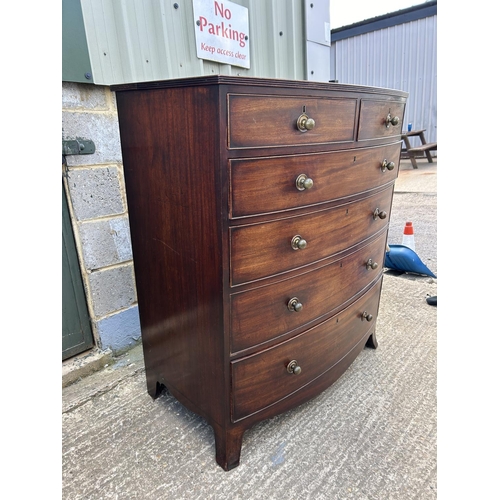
[401,221,415,251]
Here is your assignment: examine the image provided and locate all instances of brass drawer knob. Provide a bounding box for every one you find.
[381,159,395,172]
[366,259,378,270]
[286,360,302,375]
[291,235,307,250]
[291,234,307,250]
[297,113,315,132]
[362,311,373,322]
[373,208,387,220]
[287,297,303,312]
[385,113,400,128]
[296,174,314,191]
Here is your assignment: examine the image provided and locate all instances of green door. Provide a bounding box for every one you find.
[62,182,93,360]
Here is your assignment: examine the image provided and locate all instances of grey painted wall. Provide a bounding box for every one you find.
[62,82,141,354]
[330,11,437,148]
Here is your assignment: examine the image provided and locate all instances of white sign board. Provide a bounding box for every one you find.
[193,0,250,69]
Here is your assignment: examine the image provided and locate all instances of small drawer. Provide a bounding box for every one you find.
[230,231,387,354]
[230,186,393,286]
[358,99,406,141]
[231,277,382,421]
[227,94,357,149]
[229,143,401,218]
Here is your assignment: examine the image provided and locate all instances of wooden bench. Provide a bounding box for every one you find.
[402,129,437,169]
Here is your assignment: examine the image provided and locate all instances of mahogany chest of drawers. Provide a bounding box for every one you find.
[112,76,407,470]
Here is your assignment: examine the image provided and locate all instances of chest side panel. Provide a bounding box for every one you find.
[116,85,226,424]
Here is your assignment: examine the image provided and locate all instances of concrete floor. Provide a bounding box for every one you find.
[62,158,437,499]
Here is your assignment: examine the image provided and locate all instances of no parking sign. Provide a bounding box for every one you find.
[193,0,250,69]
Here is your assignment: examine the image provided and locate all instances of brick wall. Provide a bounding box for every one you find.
[62,82,141,354]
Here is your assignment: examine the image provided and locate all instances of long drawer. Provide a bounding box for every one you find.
[230,186,393,286]
[227,94,357,149]
[231,277,383,421]
[229,143,401,218]
[230,231,386,354]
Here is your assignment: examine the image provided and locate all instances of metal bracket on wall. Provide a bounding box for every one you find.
[62,139,95,155]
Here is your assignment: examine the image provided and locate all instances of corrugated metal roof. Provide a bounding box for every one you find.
[331,1,437,42]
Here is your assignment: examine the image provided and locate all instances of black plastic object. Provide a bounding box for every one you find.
[426,295,437,306]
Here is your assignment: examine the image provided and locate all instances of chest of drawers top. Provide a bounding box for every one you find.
[114,76,407,154]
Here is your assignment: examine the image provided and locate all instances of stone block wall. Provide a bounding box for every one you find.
[62,82,141,354]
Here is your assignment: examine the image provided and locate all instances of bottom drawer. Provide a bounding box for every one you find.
[231,277,383,422]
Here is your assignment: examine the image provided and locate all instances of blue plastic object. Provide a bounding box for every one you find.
[384,245,437,278]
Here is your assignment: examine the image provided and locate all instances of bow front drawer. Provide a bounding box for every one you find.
[230,186,393,286]
[229,142,401,218]
[358,99,406,141]
[227,94,357,149]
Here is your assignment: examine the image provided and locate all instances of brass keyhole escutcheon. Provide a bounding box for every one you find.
[287,297,303,312]
[296,174,314,191]
[381,159,395,172]
[297,113,315,132]
[287,360,302,375]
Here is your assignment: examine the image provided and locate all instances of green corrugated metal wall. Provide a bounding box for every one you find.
[63,0,308,85]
